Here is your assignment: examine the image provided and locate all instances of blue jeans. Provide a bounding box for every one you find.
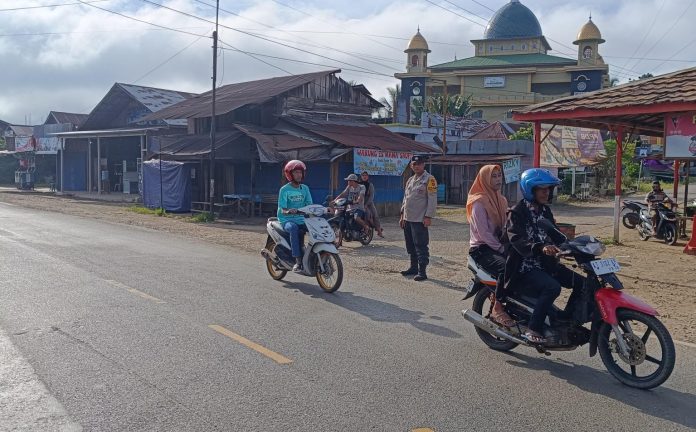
[283,221,306,258]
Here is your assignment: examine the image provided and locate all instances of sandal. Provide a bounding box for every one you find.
[523,330,546,344]
[377,229,384,238]
[490,310,516,328]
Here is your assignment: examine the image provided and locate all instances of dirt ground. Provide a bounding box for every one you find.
[1,190,694,344]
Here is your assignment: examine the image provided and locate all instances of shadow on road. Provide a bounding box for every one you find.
[286,282,462,339]
[506,352,696,429]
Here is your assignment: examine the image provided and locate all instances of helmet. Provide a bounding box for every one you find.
[519,168,560,201]
[284,160,306,182]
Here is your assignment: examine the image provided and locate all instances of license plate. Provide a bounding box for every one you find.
[591,258,621,275]
[465,280,475,293]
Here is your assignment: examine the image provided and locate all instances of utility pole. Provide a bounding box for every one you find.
[431,78,448,155]
[209,0,220,213]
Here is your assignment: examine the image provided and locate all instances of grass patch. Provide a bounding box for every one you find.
[190,211,216,223]
[128,206,166,216]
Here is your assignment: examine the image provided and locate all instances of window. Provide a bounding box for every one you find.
[411,55,419,66]
[522,44,527,50]
[511,44,515,50]
[583,46,593,59]
[470,110,484,119]
[489,46,493,52]
[532,42,537,49]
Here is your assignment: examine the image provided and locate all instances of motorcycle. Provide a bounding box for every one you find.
[621,200,647,229]
[327,198,374,248]
[261,204,343,293]
[636,201,678,245]
[462,220,675,389]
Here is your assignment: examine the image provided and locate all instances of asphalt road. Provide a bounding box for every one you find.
[1,202,695,432]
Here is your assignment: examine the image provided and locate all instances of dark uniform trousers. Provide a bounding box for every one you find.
[404,221,429,267]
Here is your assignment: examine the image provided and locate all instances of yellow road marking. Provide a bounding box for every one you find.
[105,280,166,304]
[208,325,293,365]
[412,428,435,432]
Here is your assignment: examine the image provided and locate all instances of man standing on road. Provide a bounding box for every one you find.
[400,155,437,281]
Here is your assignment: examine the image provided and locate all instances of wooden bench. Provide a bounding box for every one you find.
[191,201,211,214]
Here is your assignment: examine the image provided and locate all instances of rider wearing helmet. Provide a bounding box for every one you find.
[502,168,585,344]
[278,160,313,273]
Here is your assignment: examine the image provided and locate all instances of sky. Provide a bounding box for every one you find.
[1,0,695,125]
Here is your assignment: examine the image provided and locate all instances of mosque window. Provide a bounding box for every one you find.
[511,44,515,50]
[532,42,537,49]
[489,46,493,52]
[583,46,593,59]
[411,55,419,67]
[522,44,527,50]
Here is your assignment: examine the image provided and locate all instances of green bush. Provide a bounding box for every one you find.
[190,212,215,223]
[128,206,166,216]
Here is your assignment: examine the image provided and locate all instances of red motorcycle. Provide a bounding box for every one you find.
[462,221,675,389]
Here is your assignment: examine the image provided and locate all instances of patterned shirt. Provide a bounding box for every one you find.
[519,200,549,274]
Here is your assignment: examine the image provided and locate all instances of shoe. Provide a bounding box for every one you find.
[401,267,418,276]
[293,264,303,273]
[414,273,427,282]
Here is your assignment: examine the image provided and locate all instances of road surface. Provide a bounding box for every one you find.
[1,202,694,431]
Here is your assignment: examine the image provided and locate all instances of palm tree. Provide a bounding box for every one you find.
[378,84,400,120]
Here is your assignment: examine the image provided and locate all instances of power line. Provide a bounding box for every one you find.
[619,0,666,72]
[423,0,485,27]
[652,33,696,73]
[133,32,210,84]
[0,0,108,12]
[0,26,209,37]
[218,39,293,75]
[75,0,210,38]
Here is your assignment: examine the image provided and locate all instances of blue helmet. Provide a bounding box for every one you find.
[519,168,560,201]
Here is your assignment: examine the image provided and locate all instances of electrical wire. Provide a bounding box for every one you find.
[619,0,666,73]
[0,0,108,12]
[133,31,210,84]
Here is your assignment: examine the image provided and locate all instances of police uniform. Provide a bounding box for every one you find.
[401,155,438,280]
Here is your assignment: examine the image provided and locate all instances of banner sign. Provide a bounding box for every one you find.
[540,125,605,167]
[13,136,59,154]
[665,113,696,159]
[353,148,412,176]
[502,157,521,184]
[484,76,506,88]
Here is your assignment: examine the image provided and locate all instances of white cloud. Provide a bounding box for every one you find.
[1,0,695,124]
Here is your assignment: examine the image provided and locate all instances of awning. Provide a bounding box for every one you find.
[151,131,247,159]
[234,123,345,163]
[50,127,162,138]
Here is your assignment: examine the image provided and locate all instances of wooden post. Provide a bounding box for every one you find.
[613,126,624,244]
[60,138,64,194]
[533,121,541,167]
[97,137,101,194]
[88,139,92,192]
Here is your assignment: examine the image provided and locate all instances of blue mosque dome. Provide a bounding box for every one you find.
[484,0,543,40]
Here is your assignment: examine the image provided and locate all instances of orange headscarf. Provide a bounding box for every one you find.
[466,165,508,230]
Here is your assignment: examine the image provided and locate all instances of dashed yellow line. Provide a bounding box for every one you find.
[209,324,293,365]
[412,428,435,432]
[105,280,166,304]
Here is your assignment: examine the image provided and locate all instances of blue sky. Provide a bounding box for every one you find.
[1,0,694,123]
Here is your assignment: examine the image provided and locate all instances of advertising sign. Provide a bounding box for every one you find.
[353,148,412,176]
[665,113,696,159]
[540,125,605,167]
[502,157,521,184]
[484,76,506,88]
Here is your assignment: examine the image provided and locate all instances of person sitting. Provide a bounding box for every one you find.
[645,180,674,234]
[278,160,313,273]
[466,165,513,327]
[336,174,370,234]
[503,168,585,344]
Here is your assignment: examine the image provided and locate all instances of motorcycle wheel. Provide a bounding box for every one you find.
[638,227,651,241]
[598,309,675,390]
[622,213,639,229]
[316,252,343,293]
[359,228,374,246]
[472,289,518,352]
[663,224,677,245]
[265,244,287,281]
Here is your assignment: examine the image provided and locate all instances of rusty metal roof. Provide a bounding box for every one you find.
[283,118,437,153]
[514,67,696,136]
[5,125,34,136]
[146,70,341,120]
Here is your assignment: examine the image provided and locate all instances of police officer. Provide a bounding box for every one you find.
[400,155,438,281]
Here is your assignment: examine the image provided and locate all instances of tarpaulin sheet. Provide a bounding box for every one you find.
[143,159,191,212]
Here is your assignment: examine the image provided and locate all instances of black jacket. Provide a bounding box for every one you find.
[502,199,563,294]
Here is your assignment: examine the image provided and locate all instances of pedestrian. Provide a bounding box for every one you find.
[360,171,384,238]
[400,155,437,281]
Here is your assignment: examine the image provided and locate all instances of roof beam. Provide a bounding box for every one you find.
[514,102,696,121]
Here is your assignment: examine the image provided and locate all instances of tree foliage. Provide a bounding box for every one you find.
[508,124,534,141]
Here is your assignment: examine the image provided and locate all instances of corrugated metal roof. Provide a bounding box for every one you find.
[513,66,696,136]
[5,125,34,136]
[431,53,575,70]
[47,111,89,127]
[468,121,523,139]
[284,118,437,153]
[118,84,194,113]
[146,70,342,121]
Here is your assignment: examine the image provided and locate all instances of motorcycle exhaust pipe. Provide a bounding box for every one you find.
[261,248,279,265]
[462,309,528,345]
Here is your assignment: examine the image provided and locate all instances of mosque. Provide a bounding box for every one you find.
[394,0,610,123]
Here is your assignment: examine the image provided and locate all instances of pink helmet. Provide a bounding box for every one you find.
[284,160,306,182]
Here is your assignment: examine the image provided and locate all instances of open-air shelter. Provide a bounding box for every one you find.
[514,67,696,242]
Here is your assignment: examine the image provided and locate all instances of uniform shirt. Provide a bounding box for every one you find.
[401,171,437,222]
[277,183,313,225]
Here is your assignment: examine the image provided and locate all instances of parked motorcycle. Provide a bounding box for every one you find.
[636,201,678,245]
[261,204,343,293]
[327,198,374,248]
[621,200,647,229]
[462,220,675,389]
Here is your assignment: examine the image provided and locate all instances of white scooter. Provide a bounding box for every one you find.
[261,204,343,293]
